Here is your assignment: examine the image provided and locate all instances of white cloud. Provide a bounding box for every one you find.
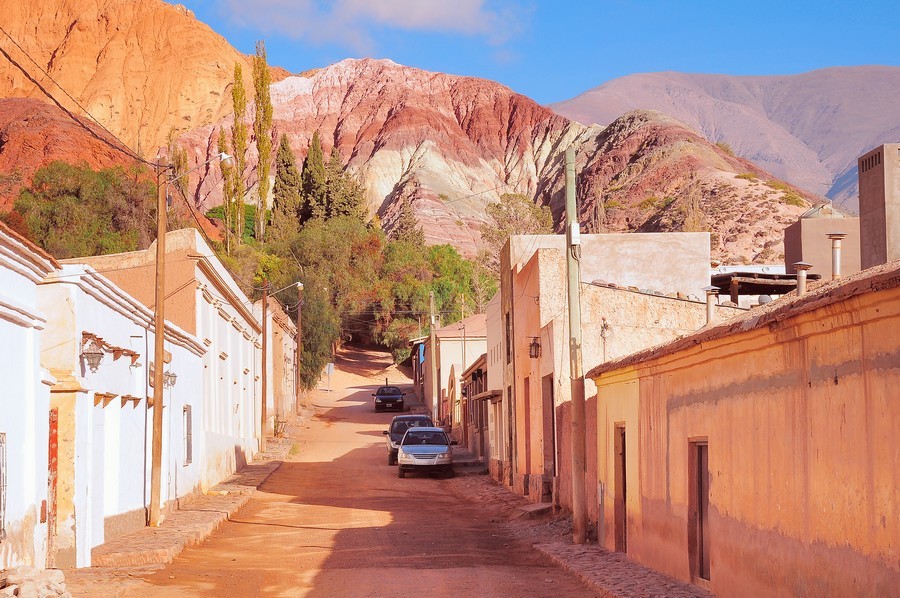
[220,0,524,52]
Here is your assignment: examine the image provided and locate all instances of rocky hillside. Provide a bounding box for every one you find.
[0,98,133,205]
[551,66,900,212]
[0,0,264,156]
[179,59,815,263]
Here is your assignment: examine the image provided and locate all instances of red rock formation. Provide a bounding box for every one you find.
[0,98,133,206]
[182,59,815,263]
[0,0,263,157]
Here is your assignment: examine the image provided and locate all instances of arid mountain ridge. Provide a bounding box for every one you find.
[552,66,900,212]
[1,0,820,264]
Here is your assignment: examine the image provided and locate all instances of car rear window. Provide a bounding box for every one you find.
[377,387,401,395]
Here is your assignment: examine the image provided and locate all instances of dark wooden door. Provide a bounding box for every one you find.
[614,424,627,552]
[697,443,710,580]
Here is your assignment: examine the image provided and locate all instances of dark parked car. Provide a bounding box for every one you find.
[383,414,434,465]
[372,385,406,412]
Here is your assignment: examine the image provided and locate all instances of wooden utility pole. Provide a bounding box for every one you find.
[294,283,303,414]
[565,146,588,544]
[429,291,438,422]
[260,282,269,452]
[149,162,168,527]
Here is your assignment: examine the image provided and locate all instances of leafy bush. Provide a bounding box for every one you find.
[735,173,758,181]
[716,142,735,156]
[10,161,155,258]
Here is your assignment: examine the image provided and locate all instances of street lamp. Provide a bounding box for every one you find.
[149,151,232,528]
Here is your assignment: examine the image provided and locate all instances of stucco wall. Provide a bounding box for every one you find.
[592,279,900,595]
[0,225,55,571]
[783,217,861,278]
[39,265,206,567]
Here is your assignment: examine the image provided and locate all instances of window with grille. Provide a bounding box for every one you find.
[0,432,6,540]
[183,406,193,466]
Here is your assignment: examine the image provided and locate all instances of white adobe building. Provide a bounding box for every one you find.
[0,223,59,570]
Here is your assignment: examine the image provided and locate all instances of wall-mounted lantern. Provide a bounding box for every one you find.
[81,337,104,373]
[163,370,178,388]
[528,337,541,359]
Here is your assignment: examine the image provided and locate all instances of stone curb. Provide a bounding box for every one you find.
[89,454,286,568]
[534,542,712,598]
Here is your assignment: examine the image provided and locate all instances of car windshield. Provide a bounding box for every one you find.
[377,387,401,395]
[402,431,449,446]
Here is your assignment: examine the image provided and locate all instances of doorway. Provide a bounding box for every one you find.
[541,375,556,477]
[689,440,710,582]
[614,423,626,552]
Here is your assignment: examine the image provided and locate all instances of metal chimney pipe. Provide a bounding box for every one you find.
[827,233,847,280]
[702,286,719,324]
[794,261,812,296]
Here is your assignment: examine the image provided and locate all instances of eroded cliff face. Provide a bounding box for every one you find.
[0,98,133,206]
[181,59,814,263]
[0,0,254,156]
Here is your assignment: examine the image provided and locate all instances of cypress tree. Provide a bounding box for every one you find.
[323,147,366,220]
[271,134,302,237]
[391,198,425,246]
[300,131,326,222]
[253,40,273,241]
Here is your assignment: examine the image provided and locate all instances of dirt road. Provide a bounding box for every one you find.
[123,348,595,597]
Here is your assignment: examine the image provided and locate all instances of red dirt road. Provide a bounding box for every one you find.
[122,349,595,597]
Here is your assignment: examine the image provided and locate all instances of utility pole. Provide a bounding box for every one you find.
[260,282,269,453]
[294,283,303,414]
[429,291,438,423]
[149,161,168,527]
[565,146,588,544]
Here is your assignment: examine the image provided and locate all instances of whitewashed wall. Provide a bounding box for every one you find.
[195,261,261,491]
[39,265,205,567]
[0,225,56,570]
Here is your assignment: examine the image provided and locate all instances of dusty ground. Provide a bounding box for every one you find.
[90,347,594,597]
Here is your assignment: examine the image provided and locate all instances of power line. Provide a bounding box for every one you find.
[0,25,157,168]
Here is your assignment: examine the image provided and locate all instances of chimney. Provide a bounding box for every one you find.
[827,233,848,280]
[702,286,719,324]
[794,261,812,296]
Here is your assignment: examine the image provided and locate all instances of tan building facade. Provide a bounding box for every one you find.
[497,233,743,518]
[783,204,861,278]
[859,143,900,269]
[588,263,900,596]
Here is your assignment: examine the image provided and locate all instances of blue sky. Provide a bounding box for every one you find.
[181,0,900,105]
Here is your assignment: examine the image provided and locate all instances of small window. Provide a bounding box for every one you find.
[0,432,6,540]
[183,406,193,466]
[505,313,512,364]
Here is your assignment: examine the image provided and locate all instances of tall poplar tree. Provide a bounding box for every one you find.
[252,40,273,242]
[271,134,302,239]
[230,62,249,246]
[300,131,326,222]
[217,128,235,251]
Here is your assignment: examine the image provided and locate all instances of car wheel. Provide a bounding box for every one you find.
[374,406,381,413]
[387,452,394,466]
[398,467,405,478]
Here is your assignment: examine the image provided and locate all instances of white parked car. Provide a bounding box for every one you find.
[396,426,457,478]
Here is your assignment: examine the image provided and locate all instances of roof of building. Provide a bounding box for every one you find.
[0,221,60,271]
[435,313,487,338]
[709,270,822,297]
[587,259,900,380]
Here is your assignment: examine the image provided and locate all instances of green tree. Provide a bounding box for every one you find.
[270,134,302,241]
[252,40,273,242]
[390,197,425,245]
[11,162,155,258]
[299,131,326,222]
[479,192,553,273]
[323,147,366,220]
[166,128,189,196]
[217,128,235,242]
[230,62,249,251]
